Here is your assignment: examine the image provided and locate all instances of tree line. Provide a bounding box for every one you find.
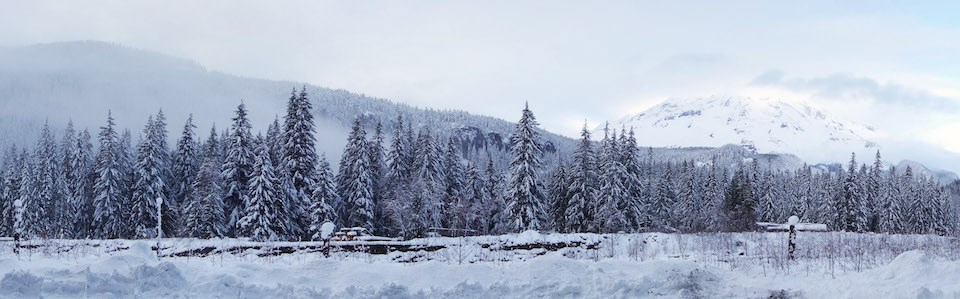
[548,128,955,235]
[0,91,956,241]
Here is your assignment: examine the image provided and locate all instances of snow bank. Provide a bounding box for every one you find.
[0,251,720,298]
[3,233,960,298]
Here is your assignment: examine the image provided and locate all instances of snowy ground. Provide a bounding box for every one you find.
[1,231,959,298]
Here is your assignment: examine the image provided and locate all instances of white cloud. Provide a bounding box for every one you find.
[743,70,960,172]
[924,122,960,153]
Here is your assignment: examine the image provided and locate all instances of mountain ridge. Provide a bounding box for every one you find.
[0,41,953,180]
[603,95,880,162]
[603,95,958,182]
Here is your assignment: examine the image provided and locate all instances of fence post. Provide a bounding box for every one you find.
[788,215,799,260]
[13,233,20,256]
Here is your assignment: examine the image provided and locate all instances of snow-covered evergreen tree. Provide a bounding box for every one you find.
[381,115,413,236]
[931,180,951,235]
[839,153,869,232]
[621,128,644,231]
[309,154,338,240]
[280,87,318,238]
[368,122,387,233]
[183,155,225,238]
[29,121,61,238]
[909,174,946,235]
[202,125,221,163]
[925,178,950,235]
[222,103,255,237]
[639,147,657,228]
[596,128,630,233]
[879,166,905,233]
[130,116,170,238]
[673,161,698,231]
[266,117,283,167]
[443,136,467,229]
[755,170,778,223]
[792,165,815,225]
[547,160,569,232]
[13,148,27,235]
[650,165,677,231]
[409,128,445,236]
[503,103,547,232]
[816,172,839,229]
[117,129,136,238]
[0,153,6,236]
[0,146,21,236]
[858,164,871,230]
[901,166,922,233]
[15,153,38,238]
[484,154,507,234]
[867,151,883,232]
[153,110,174,235]
[92,112,126,239]
[338,119,376,230]
[238,142,281,241]
[403,122,417,173]
[68,129,95,238]
[386,115,412,185]
[171,115,200,236]
[564,123,597,233]
[56,121,77,237]
[723,167,756,232]
[701,160,726,231]
[217,127,230,165]
[464,162,491,233]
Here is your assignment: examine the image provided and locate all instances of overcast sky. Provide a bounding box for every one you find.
[2,0,959,162]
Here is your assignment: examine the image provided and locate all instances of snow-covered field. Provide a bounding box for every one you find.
[2,231,959,298]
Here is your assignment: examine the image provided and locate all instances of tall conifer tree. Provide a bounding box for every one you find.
[504,103,547,231]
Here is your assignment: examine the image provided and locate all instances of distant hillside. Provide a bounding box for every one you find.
[0,41,572,168]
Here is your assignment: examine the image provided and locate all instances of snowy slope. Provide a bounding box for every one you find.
[0,41,570,167]
[609,96,881,164]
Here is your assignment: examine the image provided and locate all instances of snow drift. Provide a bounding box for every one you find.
[2,232,960,298]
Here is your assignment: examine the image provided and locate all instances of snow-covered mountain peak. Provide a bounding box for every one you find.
[606,95,880,164]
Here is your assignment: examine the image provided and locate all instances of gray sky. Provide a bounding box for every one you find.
[3,0,960,162]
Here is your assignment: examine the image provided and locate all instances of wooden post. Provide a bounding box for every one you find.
[787,215,799,260]
[788,224,796,260]
[13,233,19,255]
[156,197,163,259]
